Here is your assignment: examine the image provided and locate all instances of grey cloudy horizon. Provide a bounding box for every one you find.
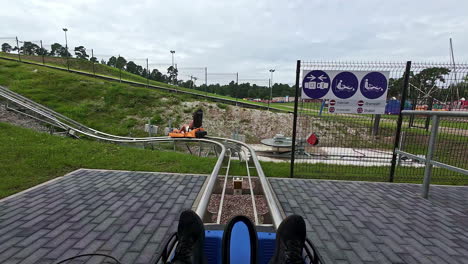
[1,0,467,85]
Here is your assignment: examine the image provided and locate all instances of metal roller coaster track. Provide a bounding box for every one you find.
[0,85,283,229]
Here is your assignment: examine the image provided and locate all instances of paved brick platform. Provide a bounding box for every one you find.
[269,178,468,264]
[0,169,207,264]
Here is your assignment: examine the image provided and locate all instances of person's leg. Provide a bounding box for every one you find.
[269,215,306,264]
[168,210,207,264]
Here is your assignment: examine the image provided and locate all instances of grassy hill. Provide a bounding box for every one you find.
[0,52,177,89]
[0,52,293,112]
[0,122,221,198]
[0,59,196,136]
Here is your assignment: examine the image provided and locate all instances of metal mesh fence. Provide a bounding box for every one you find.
[394,62,468,185]
[292,60,468,185]
[396,114,468,185]
[0,38,22,60]
[407,62,468,112]
[292,61,408,181]
[0,37,200,83]
[1,37,275,99]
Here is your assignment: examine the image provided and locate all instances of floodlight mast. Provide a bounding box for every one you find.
[62,28,70,71]
[268,69,275,110]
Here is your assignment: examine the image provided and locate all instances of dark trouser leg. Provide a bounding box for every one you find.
[269,215,306,264]
[168,210,207,264]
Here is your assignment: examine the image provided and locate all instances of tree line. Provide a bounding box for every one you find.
[2,40,465,101]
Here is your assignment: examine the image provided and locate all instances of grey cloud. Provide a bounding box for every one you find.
[1,0,467,84]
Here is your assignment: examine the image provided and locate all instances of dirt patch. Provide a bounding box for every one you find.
[0,103,50,133]
[176,101,293,143]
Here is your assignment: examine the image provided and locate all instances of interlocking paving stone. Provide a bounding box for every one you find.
[269,178,468,264]
[0,169,206,264]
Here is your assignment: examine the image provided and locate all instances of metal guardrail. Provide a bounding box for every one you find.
[0,85,226,221]
[0,85,283,228]
[397,110,468,198]
[209,136,284,229]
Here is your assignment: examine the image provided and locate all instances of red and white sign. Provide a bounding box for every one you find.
[329,99,336,106]
[307,133,319,145]
[328,99,386,114]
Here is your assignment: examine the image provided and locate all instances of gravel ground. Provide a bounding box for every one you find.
[207,178,269,224]
[207,194,269,224]
[0,103,50,133]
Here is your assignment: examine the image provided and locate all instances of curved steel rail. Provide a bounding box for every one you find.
[208,136,283,229]
[0,85,283,228]
[0,86,226,220]
[0,86,155,140]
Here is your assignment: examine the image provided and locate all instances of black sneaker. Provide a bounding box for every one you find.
[269,215,306,264]
[169,210,207,264]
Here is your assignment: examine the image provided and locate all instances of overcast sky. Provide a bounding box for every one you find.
[1,0,467,85]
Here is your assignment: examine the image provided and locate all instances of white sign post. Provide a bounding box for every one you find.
[301,70,389,114]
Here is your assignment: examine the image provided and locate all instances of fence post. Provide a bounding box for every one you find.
[389,61,412,182]
[91,49,95,76]
[422,115,440,198]
[397,131,405,166]
[40,40,45,65]
[236,72,239,105]
[15,37,21,62]
[267,78,271,111]
[290,60,301,178]
[66,47,70,71]
[425,97,433,130]
[118,54,122,82]
[205,67,208,95]
[146,58,149,88]
[372,114,381,136]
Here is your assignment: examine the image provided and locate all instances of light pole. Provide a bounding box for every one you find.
[268,69,275,110]
[62,28,70,71]
[170,50,175,67]
[236,72,239,104]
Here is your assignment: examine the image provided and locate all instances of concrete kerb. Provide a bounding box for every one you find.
[0,168,210,203]
[69,168,210,177]
[0,176,64,203]
[268,176,468,188]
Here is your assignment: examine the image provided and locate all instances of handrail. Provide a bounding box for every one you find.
[1,85,280,227]
[0,86,226,220]
[245,157,259,225]
[0,86,154,140]
[396,110,468,198]
[401,110,468,117]
[216,152,232,224]
[208,137,283,229]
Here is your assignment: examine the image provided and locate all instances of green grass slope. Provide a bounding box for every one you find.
[0,122,221,198]
[0,52,176,89]
[1,120,464,199]
[0,53,291,112]
[0,59,195,136]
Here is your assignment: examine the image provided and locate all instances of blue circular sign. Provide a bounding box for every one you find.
[302,70,330,99]
[360,72,387,99]
[331,72,358,99]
